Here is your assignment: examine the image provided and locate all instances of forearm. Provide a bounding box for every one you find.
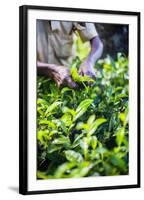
[87,36,103,66]
[37,61,58,76]
[37,61,48,76]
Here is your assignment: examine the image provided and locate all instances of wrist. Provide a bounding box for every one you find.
[37,61,49,76]
[88,37,103,66]
[84,59,94,69]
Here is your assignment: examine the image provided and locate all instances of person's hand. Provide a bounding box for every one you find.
[78,60,96,79]
[37,62,77,88]
[51,65,77,88]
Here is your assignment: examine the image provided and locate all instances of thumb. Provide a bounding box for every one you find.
[65,77,77,88]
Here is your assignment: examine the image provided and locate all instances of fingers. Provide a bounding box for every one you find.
[79,69,96,79]
[56,75,77,89]
[79,69,84,76]
[85,71,96,79]
[65,77,77,88]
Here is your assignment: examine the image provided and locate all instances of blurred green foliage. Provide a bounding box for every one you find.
[37,52,129,179]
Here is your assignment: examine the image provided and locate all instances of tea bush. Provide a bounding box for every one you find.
[37,53,129,179]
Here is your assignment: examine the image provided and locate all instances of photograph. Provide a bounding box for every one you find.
[19,5,140,194]
[36,20,129,179]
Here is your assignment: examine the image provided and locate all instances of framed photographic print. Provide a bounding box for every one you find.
[19,5,140,195]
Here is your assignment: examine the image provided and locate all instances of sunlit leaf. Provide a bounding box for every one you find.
[74,99,93,121]
[80,137,89,159]
[90,136,98,150]
[88,118,107,136]
[54,162,76,178]
[61,113,73,127]
[65,150,83,163]
[45,101,62,115]
[87,114,96,126]
[37,171,49,179]
[52,136,70,145]
[116,128,125,146]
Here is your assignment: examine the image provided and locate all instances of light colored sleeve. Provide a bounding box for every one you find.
[74,22,98,42]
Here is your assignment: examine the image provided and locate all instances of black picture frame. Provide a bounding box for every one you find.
[19,5,141,195]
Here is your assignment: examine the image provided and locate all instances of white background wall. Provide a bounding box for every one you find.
[0,0,143,199]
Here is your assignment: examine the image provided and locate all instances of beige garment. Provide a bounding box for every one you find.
[37,20,98,66]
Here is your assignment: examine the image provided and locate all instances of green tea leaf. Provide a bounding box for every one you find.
[110,155,126,171]
[80,137,89,159]
[45,101,62,115]
[90,136,98,150]
[54,162,76,178]
[116,128,125,146]
[52,136,70,145]
[65,150,83,163]
[87,114,96,126]
[88,118,107,136]
[74,99,93,121]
